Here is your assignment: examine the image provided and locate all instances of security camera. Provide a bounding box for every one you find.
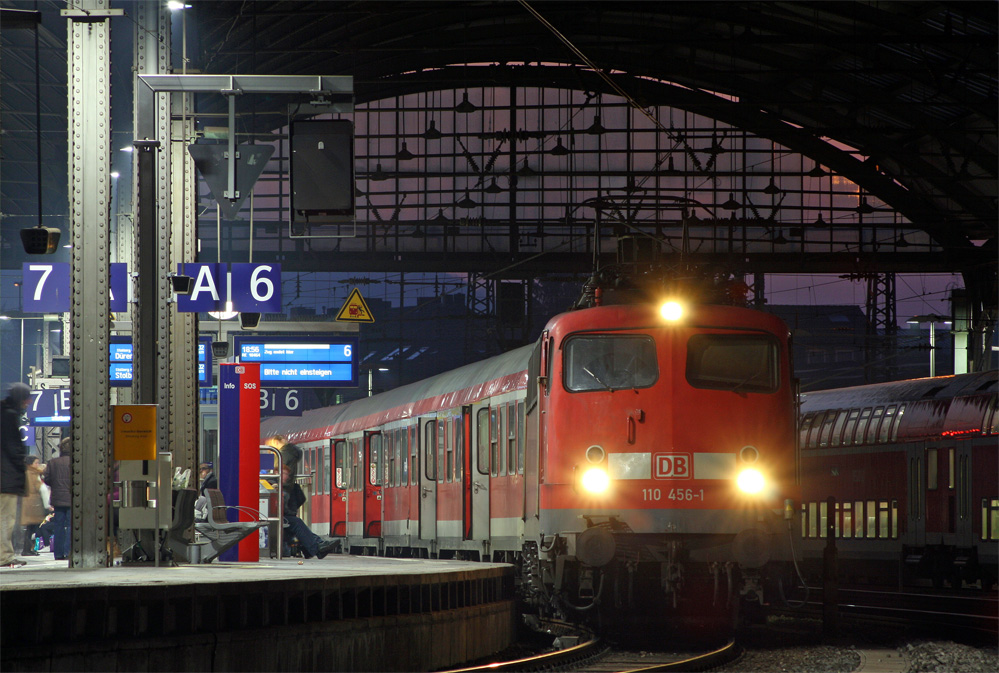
[170,275,194,295]
[239,312,261,330]
[20,227,61,254]
[211,341,229,359]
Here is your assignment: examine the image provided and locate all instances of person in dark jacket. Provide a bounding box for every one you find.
[198,461,217,496]
[1,382,31,567]
[43,437,73,561]
[281,464,337,559]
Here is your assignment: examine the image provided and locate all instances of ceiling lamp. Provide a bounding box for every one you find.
[762,178,782,195]
[484,178,503,194]
[807,162,827,178]
[455,92,478,114]
[395,142,415,161]
[896,233,910,248]
[455,192,478,209]
[720,192,741,210]
[422,120,442,140]
[371,163,388,181]
[661,155,677,174]
[549,137,569,156]
[432,208,450,222]
[772,229,788,244]
[586,114,607,135]
[855,197,875,215]
[814,213,827,226]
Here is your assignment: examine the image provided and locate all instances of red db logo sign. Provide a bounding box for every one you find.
[654,453,690,479]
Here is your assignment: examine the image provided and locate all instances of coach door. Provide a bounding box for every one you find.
[419,416,437,540]
[330,439,349,537]
[470,402,490,540]
[923,444,955,545]
[364,431,383,538]
[953,443,974,548]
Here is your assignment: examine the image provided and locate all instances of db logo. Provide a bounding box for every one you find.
[654,453,691,479]
[235,366,245,374]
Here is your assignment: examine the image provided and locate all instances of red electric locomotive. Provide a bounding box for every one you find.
[798,372,999,590]
[260,295,799,628]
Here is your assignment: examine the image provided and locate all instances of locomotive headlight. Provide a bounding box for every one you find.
[736,467,766,495]
[581,466,610,494]
[659,300,684,321]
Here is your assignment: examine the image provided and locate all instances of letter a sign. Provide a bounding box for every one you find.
[335,287,375,323]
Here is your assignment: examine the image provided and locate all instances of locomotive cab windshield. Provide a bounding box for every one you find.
[564,334,658,392]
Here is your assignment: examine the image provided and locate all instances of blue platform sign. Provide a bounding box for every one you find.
[109,336,133,387]
[175,263,225,313]
[22,263,70,313]
[230,263,282,313]
[27,389,71,426]
[234,336,358,388]
[110,263,128,312]
[198,335,213,387]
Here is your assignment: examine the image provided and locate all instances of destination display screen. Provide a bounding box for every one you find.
[198,335,213,387]
[233,336,358,388]
[109,336,133,387]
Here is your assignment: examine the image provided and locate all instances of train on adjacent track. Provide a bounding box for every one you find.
[797,371,998,590]
[260,288,801,629]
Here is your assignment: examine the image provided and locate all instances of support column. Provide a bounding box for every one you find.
[66,0,118,568]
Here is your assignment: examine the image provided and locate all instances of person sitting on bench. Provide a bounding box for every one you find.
[282,464,337,559]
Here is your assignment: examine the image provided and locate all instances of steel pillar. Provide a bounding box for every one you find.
[65,0,120,568]
[864,272,898,383]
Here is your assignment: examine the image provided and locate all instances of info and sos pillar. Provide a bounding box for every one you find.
[219,363,261,562]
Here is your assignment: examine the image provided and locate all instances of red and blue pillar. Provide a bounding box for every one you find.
[219,363,261,562]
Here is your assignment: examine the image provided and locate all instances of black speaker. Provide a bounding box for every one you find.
[291,119,354,218]
[171,275,193,294]
[211,342,230,359]
[239,312,261,330]
[20,226,61,254]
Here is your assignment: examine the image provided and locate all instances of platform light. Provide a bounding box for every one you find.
[581,467,610,494]
[736,468,765,495]
[659,300,683,321]
[208,301,237,320]
[167,1,191,10]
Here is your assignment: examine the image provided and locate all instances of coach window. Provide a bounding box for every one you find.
[424,422,437,482]
[454,417,463,481]
[507,404,517,476]
[865,407,885,444]
[818,411,837,447]
[841,409,860,446]
[334,440,347,490]
[983,499,999,541]
[830,410,849,447]
[442,419,452,483]
[947,448,955,490]
[798,413,815,449]
[889,404,906,441]
[370,435,383,486]
[866,500,877,538]
[842,501,853,538]
[878,406,897,443]
[476,409,490,475]
[877,501,889,538]
[855,501,865,538]
[323,443,331,494]
[926,447,939,489]
[490,407,501,477]
[807,411,826,449]
[408,425,417,485]
[891,500,899,538]
[686,334,778,393]
[565,335,658,392]
[517,401,526,474]
[853,408,873,445]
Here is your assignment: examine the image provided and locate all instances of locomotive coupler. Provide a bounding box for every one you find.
[740,569,763,605]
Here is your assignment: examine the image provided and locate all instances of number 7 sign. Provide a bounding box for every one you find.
[22,263,70,313]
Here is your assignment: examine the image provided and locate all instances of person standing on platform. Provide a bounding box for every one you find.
[43,437,73,561]
[281,464,337,559]
[20,455,47,556]
[198,461,217,496]
[1,383,30,567]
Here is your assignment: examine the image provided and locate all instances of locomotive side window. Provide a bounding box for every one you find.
[425,422,437,481]
[686,334,778,393]
[476,409,490,476]
[564,335,658,392]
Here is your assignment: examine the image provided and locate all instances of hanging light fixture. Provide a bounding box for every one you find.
[371,163,388,181]
[895,232,910,248]
[720,192,741,210]
[762,178,782,195]
[549,137,569,156]
[855,197,875,214]
[585,114,606,135]
[661,155,677,174]
[455,192,478,209]
[395,142,415,161]
[772,229,788,244]
[455,91,478,114]
[807,162,827,178]
[432,208,450,222]
[422,119,442,140]
[516,159,537,177]
[484,178,503,194]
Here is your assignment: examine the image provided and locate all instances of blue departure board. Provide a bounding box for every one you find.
[198,335,213,387]
[109,336,133,387]
[233,336,358,387]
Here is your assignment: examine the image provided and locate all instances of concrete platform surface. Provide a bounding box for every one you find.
[0,551,510,591]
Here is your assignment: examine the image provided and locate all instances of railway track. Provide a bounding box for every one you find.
[442,619,739,673]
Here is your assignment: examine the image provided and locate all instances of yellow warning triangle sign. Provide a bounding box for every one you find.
[335,287,375,323]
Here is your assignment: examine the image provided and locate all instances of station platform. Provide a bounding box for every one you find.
[0,551,516,672]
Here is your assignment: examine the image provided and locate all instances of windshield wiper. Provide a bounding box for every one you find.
[582,366,614,391]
